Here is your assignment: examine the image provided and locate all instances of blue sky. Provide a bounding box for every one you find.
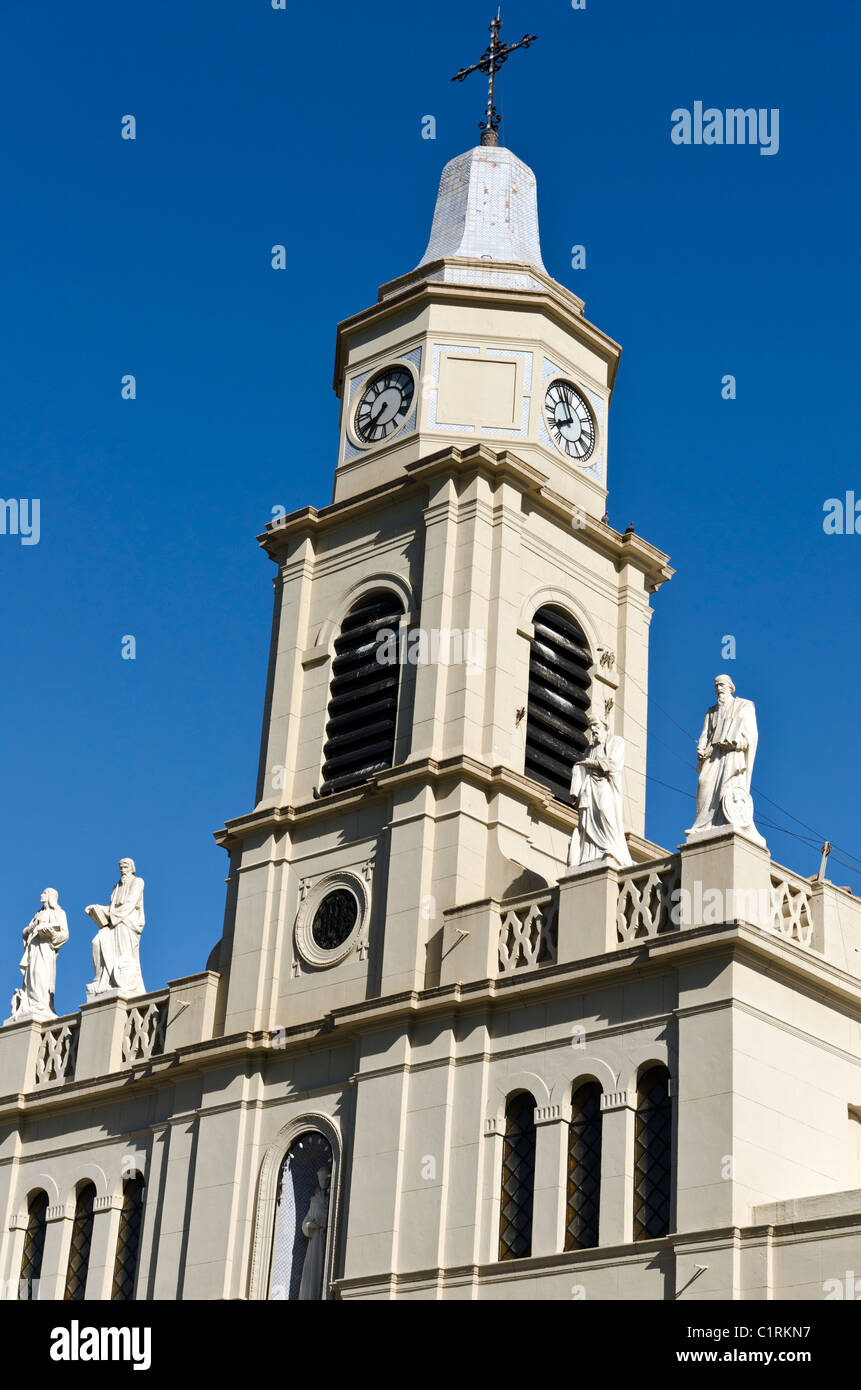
[2,0,860,1015]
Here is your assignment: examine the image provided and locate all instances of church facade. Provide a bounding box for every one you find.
[2,136,860,1303]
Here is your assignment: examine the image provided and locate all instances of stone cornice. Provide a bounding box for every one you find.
[4,921,859,1124]
[257,442,673,592]
[214,752,580,850]
[332,271,620,393]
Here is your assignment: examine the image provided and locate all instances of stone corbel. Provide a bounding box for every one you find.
[46,1202,74,1223]
[593,647,619,692]
[600,1088,637,1113]
[93,1194,124,1215]
[533,1103,566,1126]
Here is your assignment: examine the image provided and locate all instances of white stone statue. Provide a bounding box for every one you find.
[297,1167,331,1301]
[567,716,632,869]
[85,858,145,998]
[7,888,69,1023]
[687,674,764,843]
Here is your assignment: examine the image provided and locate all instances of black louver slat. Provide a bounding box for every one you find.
[319,591,403,795]
[524,606,592,803]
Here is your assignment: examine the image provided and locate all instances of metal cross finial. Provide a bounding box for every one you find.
[451,10,538,147]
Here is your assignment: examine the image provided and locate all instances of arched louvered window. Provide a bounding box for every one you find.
[269,1130,334,1301]
[565,1082,603,1250]
[498,1092,536,1261]
[634,1065,672,1240]
[64,1182,96,1300]
[524,605,592,802]
[111,1175,145,1300]
[320,590,405,796]
[18,1190,48,1300]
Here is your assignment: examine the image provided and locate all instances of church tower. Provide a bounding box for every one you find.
[2,24,860,1308]
[212,128,671,1041]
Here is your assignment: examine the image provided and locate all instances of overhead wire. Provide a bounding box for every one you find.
[605,654,861,888]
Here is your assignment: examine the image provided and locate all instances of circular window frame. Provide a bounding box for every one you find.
[295,872,368,969]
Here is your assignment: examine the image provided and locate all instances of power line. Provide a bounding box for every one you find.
[643,774,861,889]
[612,656,861,881]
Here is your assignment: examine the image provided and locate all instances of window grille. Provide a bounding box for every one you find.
[524,605,592,802]
[498,1092,536,1261]
[320,591,404,795]
[633,1066,672,1240]
[64,1183,96,1300]
[565,1082,602,1250]
[111,1175,145,1300]
[18,1190,48,1300]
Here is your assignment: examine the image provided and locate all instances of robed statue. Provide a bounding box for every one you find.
[687,674,764,841]
[85,858,146,997]
[297,1167,331,1301]
[568,716,632,869]
[8,888,69,1023]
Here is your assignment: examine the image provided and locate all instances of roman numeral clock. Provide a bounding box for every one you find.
[544,379,596,462]
[354,367,416,444]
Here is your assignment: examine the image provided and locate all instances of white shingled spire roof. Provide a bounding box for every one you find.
[416,143,547,276]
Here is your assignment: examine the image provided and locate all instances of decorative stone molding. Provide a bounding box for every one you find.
[122,997,167,1064]
[93,1194,124,1214]
[46,1203,73,1223]
[294,870,370,969]
[498,896,557,974]
[533,1104,563,1125]
[8,1212,28,1232]
[769,869,814,948]
[600,1089,636,1113]
[248,1111,343,1302]
[484,1117,504,1137]
[617,857,681,942]
[34,1019,78,1087]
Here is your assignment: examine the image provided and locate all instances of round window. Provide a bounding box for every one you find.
[295,871,368,968]
[311,889,359,952]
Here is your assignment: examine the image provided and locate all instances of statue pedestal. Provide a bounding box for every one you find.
[75,994,129,1080]
[0,1017,44,1093]
[85,984,135,1003]
[678,828,773,930]
[2,1006,56,1028]
[557,859,621,964]
[685,821,767,851]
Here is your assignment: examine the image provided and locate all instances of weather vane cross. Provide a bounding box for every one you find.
[451,9,538,147]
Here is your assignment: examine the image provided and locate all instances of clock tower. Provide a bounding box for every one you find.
[212,132,671,1038]
[4,22,859,1310]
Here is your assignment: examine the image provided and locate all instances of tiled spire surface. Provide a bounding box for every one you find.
[416,144,547,275]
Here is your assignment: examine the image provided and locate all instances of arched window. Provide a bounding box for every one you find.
[320,590,405,795]
[111,1175,145,1300]
[524,605,592,802]
[269,1130,334,1301]
[565,1082,603,1250]
[64,1182,96,1300]
[498,1092,536,1261]
[18,1190,48,1300]
[634,1066,672,1240]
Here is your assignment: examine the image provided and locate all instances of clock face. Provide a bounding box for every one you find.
[355,366,415,444]
[545,380,596,462]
